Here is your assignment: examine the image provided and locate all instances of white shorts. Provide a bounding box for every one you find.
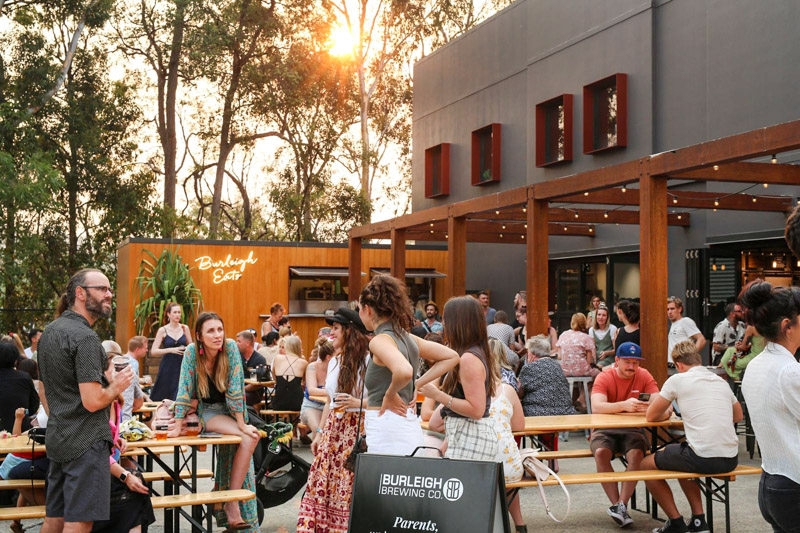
[365,409,424,456]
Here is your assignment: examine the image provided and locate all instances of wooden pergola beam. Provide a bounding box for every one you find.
[348,237,362,300]
[390,228,406,280]
[670,161,800,185]
[407,223,595,242]
[548,208,690,226]
[533,159,644,200]
[558,188,792,211]
[650,119,800,176]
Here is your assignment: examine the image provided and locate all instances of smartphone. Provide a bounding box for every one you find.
[199,432,223,438]
[638,393,651,402]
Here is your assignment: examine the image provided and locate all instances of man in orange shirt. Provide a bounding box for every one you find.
[590,342,671,528]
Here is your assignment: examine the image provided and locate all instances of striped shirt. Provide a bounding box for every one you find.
[38,310,112,462]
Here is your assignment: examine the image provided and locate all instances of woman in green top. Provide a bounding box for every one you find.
[590,304,618,367]
[721,324,765,380]
[358,274,459,455]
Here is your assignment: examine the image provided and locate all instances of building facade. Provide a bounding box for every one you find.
[411,0,800,337]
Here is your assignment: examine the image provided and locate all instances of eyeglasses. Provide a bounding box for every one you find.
[82,285,112,294]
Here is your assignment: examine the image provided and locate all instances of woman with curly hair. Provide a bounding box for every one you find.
[358,274,459,455]
[297,307,370,533]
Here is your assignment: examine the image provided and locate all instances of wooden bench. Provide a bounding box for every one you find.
[0,469,214,491]
[259,410,300,424]
[0,488,255,531]
[506,465,761,533]
[122,445,190,457]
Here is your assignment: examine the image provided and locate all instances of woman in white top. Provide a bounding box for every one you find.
[488,357,526,532]
[740,280,800,533]
[589,304,618,367]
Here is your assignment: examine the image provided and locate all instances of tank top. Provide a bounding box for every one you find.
[162,330,187,349]
[366,322,420,406]
[440,345,491,419]
[614,326,640,351]
[593,327,615,354]
[272,357,304,411]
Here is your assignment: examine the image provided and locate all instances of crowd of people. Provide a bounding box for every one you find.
[1,266,799,533]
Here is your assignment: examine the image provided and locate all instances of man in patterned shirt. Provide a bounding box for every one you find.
[711,303,745,366]
[39,269,134,533]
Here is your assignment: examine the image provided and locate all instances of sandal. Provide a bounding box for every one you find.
[223,522,250,532]
[10,521,24,533]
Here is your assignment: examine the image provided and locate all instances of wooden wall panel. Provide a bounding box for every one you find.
[116,241,447,366]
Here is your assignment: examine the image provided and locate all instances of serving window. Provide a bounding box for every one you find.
[288,267,364,316]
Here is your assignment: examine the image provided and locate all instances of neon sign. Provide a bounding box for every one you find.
[195,251,258,284]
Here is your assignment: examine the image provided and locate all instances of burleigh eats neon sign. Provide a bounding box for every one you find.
[194,251,258,284]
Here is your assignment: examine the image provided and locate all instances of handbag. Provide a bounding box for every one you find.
[344,364,368,473]
[519,447,571,522]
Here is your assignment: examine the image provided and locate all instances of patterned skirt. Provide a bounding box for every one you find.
[297,410,364,533]
[444,416,498,462]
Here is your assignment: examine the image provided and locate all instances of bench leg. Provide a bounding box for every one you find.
[724,480,730,533]
[582,380,591,437]
[191,450,202,533]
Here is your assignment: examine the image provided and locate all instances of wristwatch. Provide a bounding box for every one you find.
[119,471,128,483]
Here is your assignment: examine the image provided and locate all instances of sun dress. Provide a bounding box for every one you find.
[297,351,368,532]
[174,339,258,532]
[489,391,523,483]
[557,329,600,378]
[151,329,188,401]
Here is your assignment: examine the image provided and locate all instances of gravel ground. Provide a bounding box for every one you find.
[5,432,768,533]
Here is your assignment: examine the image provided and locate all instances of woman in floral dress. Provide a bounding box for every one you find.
[297,308,370,532]
[555,313,599,411]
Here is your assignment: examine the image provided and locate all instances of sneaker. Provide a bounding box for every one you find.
[652,517,689,533]
[687,515,710,533]
[607,502,634,528]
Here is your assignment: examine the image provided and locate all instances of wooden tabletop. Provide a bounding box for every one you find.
[126,434,242,448]
[420,413,683,435]
[309,395,329,404]
[0,435,45,455]
[244,379,275,387]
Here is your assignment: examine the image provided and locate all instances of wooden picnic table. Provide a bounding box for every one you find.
[309,394,329,404]
[244,379,275,387]
[0,435,45,456]
[127,434,242,533]
[514,413,683,435]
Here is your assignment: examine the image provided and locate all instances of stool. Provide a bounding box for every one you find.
[566,376,593,439]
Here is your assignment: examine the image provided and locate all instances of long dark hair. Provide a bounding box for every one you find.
[163,302,182,325]
[194,311,229,399]
[617,299,640,325]
[336,324,369,396]
[739,280,800,342]
[359,274,415,335]
[441,296,495,398]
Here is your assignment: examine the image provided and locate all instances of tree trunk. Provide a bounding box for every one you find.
[3,198,17,331]
[358,62,371,201]
[162,0,187,221]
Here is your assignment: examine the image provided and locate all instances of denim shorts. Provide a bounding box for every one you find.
[200,403,229,426]
[0,454,27,479]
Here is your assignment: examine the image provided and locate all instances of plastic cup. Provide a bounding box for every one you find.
[185,422,200,437]
[113,355,130,372]
[155,425,168,441]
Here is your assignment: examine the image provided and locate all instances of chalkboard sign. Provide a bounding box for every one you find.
[348,453,510,533]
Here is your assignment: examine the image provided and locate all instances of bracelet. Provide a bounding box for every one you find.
[316,428,323,434]
[446,395,454,410]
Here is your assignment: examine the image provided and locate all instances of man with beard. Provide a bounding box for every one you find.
[420,302,443,334]
[38,269,135,533]
[590,342,667,529]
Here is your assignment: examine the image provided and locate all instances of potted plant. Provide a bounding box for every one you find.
[133,247,203,337]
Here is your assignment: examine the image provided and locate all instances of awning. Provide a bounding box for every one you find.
[289,267,366,277]
[370,268,446,278]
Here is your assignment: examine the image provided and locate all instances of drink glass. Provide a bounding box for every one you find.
[250,368,257,381]
[155,424,168,441]
[113,355,130,372]
[185,421,200,437]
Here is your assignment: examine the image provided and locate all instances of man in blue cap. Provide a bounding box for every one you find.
[590,342,670,528]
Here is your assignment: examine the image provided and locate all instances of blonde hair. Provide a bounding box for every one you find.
[671,340,701,366]
[570,313,588,333]
[278,326,291,338]
[281,335,302,358]
[487,339,507,386]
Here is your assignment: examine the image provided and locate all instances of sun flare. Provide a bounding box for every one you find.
[327,24,358,57]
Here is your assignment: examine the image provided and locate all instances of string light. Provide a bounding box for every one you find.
[583,192,589,197]
[677,215,682,220]
[771,154,778,164]
[752,196,757,203]
[524,224,528,229]
[713,208,717,212]
[772,259,778,269]
[672,196,678,204]
[589,227,593,233]
[721,264,726,271]
[603,211,609,218]
[430,230,434,234]
[574,212,579,219]
[499,233,503,238]
[763,183,769,188]
[523,208,527,213]
[430,223,434,227]
[502,225,506,230]
[495,210,500,215]
[621,185,627,193]
[713,165,719,171]
[520,235,524,239]
[563,226,568,231]
[714,199,720,207]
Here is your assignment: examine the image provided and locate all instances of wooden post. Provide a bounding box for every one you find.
[527,191,549,336]
[390,228,406,281]
[639,170,669,386]
[348,236,362,301]
[447,215,466,297]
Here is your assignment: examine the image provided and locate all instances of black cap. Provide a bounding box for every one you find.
[325,307,368,334]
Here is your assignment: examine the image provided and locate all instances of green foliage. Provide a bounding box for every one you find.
[133,247,203,337]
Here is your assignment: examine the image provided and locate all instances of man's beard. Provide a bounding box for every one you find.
[427,313,435,319]
[86,293,112,318]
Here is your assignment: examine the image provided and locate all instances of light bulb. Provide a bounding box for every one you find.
[563,226,568,231]
[574,212,579,219]
[713,165,719,171]
[713,208,717,212]
[502,225,506,230]
[621,186,627,193]
[520,235,524,239]
[721,264,725,271]
[430,230,434,234]
[771,155,778,164]
[603,212,609,218]
[589,227,593,233]
[712,264,717,271]
[673,196,678,204]
[495,210,500,215]
[523,208,527,213]
[763,183,768,188]
[677,215,682,220]
[583,192,589,197]
[714,199,720,207]
[499,233,503,238]
[524,224,528,229]
[772,260,778,269]
[752,196,757,203]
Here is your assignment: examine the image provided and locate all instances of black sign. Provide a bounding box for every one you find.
[348,453,510,533]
